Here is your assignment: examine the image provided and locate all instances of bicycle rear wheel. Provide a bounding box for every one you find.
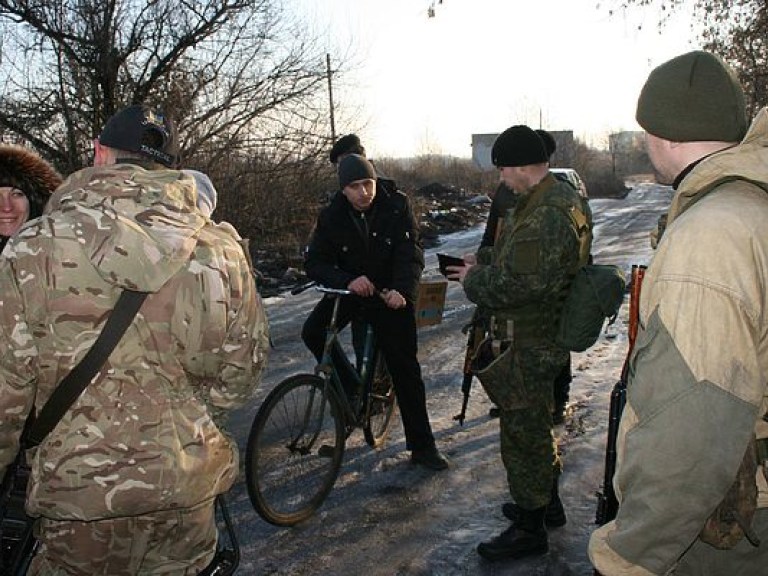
[245,374,345,526]
[363,352,397,448]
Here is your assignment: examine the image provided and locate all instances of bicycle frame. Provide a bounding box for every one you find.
[315,287,378,425]
[245,283,398,526]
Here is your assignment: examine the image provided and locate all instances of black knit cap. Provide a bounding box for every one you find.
[535,129,557,159]
[492,125,549,167]
[338,154,376,189]
[329,134,366,164]
[636,50,747,142]
[0,145,62,221]
[99,104,179,167]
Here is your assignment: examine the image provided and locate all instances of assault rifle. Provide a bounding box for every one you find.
[595,264,646,526]
[453,312,487,425]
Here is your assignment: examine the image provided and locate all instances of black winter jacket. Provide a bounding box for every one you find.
[304,184,424,304]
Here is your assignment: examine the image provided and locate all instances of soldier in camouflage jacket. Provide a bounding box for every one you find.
[449,125,591,563]
[0,105,269,574]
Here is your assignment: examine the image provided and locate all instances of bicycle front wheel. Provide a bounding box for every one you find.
[363,352,397,448]
[245,374,345,526]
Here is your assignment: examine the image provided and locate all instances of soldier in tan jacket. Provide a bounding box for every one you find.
[589,50,768,576]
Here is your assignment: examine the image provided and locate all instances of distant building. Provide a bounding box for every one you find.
[609,131,651,175]
[472,130,575,169]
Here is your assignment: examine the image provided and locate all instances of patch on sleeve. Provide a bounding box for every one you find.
[511,239,539,274]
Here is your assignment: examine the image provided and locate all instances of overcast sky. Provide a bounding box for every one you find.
[293,0,700,158]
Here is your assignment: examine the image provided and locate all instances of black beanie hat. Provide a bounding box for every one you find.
[99,104,179,167]
[492,125,549,167]
[636,50,747,142]
[535,129,557,159]
[329,134,366,164]
[0,145,62,221]
[338,154,376,189]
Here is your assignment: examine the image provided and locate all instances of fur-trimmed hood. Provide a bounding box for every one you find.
[0,145,62,221]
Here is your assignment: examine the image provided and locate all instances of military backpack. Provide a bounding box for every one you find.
[555,263,626,352]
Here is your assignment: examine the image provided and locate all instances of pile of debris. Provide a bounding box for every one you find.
[414,183,488,247]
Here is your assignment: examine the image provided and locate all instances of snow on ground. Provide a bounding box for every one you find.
[224,182,674,575]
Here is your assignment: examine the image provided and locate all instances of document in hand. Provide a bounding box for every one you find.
[437,253,464,278]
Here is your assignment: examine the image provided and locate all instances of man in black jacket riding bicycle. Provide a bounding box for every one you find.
[301,153,449,471]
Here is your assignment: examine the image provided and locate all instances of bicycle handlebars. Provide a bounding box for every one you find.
[289,281,353,297]
[289,281,316,295]
[290,281,385,300]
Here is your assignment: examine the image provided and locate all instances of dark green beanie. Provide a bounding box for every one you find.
[636,50,747,142]
[338,154,376,189]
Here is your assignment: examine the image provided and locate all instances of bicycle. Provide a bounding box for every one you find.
[244,285,398,527]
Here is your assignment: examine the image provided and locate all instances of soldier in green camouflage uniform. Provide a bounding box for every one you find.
[449,125,591,562]
[474,129,575,424]
[0,105,269,575]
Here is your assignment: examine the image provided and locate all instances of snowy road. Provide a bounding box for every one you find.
[224,181,674,575]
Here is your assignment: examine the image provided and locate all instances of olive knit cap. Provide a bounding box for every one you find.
[338,154,376,189]
[636,50,747,142]
[491,125,549,167]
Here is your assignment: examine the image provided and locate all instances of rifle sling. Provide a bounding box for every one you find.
[25,290,148,448]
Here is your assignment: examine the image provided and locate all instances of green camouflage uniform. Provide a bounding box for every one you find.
[0,164,269,574]
[464,174,590,509]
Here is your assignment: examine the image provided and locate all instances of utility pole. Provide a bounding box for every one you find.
[326,53,336,140]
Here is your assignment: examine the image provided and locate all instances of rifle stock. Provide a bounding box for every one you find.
[595,264,645,526]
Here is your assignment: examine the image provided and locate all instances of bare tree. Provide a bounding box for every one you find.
[0,0,335,174]
[608,0,767,116]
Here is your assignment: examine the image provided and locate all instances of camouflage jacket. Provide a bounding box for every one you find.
[464,174,590,347]
[590,109,768,575]
[0,164,269,521]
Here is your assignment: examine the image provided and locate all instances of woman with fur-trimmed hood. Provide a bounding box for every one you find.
[0,145,62,252]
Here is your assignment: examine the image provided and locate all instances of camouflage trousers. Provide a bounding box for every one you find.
[29,498,217,575]
[499,345,568,510]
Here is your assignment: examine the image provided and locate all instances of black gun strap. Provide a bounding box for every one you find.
[25,290,148,448]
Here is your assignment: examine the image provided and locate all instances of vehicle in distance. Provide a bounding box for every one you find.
[551,168,588,198]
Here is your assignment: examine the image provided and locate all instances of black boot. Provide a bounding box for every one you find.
[502,498,566,528]
[477,506,548,561]
[502,478,566,528]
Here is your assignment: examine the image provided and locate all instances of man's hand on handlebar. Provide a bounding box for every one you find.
[346,276,406,309]
[380,289,406,310]
[347,275,377,297]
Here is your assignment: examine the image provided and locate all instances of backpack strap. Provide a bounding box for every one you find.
[24,290,149,448]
